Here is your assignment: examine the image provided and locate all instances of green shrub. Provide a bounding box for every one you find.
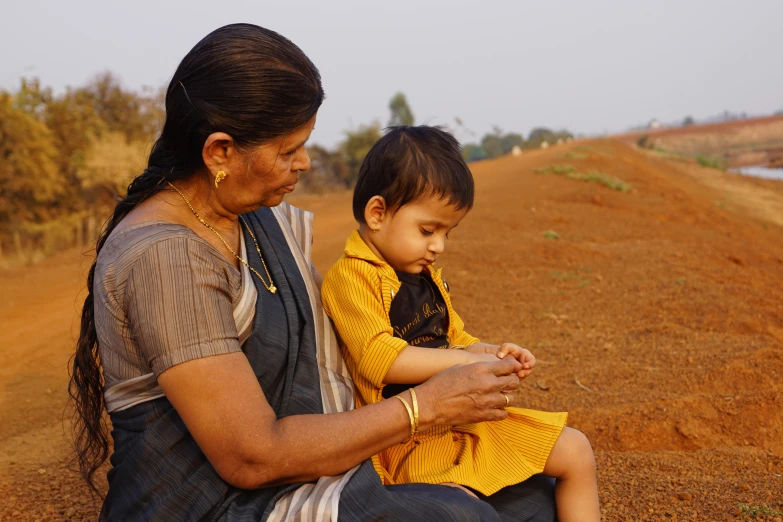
[737,503,782,517]
[697,156,726,170]
[534,164,632,192]
[570,170,632,192]
[534,164,576,175]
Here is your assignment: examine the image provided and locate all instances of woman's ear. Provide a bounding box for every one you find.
[202,132,236,173]
[364,196,387,232]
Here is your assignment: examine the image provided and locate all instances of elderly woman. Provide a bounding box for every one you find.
[70,24,557,521]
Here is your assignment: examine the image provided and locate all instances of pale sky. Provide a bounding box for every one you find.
[2,0,781,148]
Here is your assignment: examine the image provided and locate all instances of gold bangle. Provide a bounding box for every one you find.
[393,395,415,442]
[409,388,420,435]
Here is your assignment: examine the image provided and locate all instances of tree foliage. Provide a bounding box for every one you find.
[461,125,571,163]
[340,122,382,186]
[0,92,61,223]
[300,144,351,192]
[2,76,577,263]
[388,92,415,127]
[0,75,162,235]
[527,127,572,148]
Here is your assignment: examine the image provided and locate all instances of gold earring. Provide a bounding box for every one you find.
[214,170,227,188]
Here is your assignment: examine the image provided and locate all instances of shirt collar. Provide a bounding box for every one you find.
[344,230,386,265]
[343,230,439,279]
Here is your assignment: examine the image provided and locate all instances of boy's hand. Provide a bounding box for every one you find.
[496,343,536,379]
[464,350,524,375]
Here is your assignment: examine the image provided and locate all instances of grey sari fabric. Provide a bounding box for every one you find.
[101,207,323,521]
[99,206,556,521]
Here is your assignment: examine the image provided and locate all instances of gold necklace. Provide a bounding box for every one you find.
[167,181,277,294]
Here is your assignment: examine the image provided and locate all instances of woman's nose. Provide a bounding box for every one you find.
[293,147,311,172]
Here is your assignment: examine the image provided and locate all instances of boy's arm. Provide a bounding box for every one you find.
[322,259,488,387]
[322,258,410,388]
[384,346,489,384]
[461,342,501,355]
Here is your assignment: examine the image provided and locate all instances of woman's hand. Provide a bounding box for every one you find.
[414,357,522,428]
[464,342,536,379]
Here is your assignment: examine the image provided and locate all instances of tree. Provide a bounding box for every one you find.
[13,78,52,120]
[85,72,163,142]
[501,132,525,154]
[477,126,526,159]
[461,143,486,162]
[444,116,476,144]
[683,115,695,126]
[302,144,351,192]
[0,93,62,224]
[527,127,557,148]
[340,122,382,187]
[43,87,106,213]
[388,92,415,127]
[481,133,505,159]
[79,131,148,200]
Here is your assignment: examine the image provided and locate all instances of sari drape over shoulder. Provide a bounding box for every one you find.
[98,205,358,521]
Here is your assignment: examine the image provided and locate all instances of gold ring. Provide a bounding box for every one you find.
[503,393,510,408]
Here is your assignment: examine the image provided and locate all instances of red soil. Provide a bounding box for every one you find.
[2,139,782,521]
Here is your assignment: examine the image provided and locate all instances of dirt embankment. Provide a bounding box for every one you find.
[2,139,782,521]
[616,115,783,168]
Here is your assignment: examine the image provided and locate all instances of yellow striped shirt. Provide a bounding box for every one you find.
[322,230,567,495]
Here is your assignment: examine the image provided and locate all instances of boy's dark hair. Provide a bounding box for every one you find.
[352,126,474,223]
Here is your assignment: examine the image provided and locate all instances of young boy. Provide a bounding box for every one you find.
[321,126,600,521]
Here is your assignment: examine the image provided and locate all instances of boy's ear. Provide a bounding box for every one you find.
[364,196,387,231]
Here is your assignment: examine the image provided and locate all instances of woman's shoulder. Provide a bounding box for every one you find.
[97,221,231,279]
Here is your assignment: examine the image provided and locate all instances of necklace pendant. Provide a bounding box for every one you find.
[269,285,277,294]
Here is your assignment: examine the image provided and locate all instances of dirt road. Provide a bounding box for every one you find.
[2,140,782,521]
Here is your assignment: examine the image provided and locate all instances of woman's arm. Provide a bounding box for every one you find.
[158,351,522,490]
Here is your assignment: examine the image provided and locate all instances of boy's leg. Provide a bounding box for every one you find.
[542,426,601,522]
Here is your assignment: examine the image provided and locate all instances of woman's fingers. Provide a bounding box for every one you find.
[487,357,521,376]
[485,407,509,421]
[498,374,520,392]
[473,361,520,391]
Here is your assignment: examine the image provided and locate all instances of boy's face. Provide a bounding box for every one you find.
[370,197,468,274]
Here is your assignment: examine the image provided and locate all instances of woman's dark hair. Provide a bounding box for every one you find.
[352,126,474,223]
[69,23,324,495]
